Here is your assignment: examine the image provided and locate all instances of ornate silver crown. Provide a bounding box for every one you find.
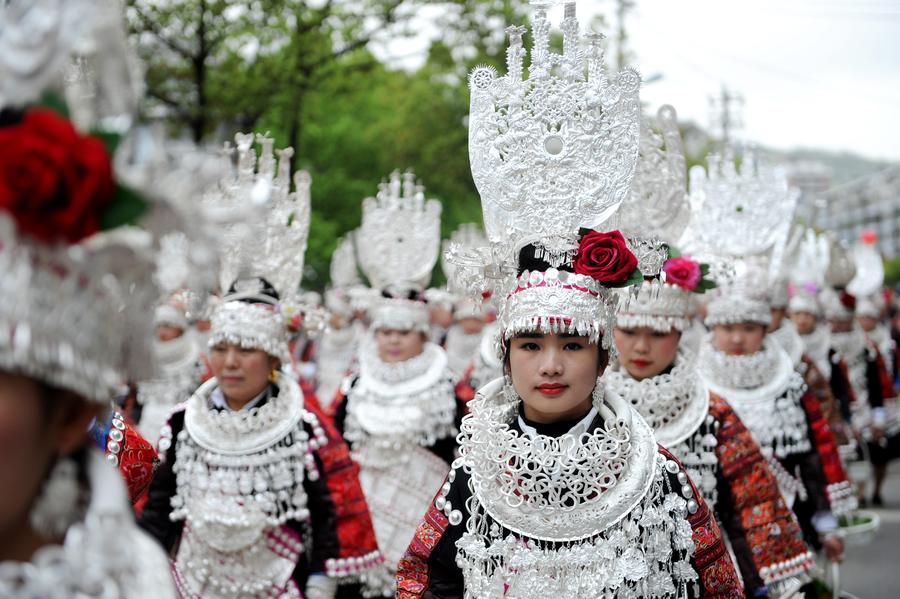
[204,132,311,303]
[684,151,800,260]
[358,170,441,292]
[824,236,857,289]
[358,170,441,332]
[467,1,641,264]
[616,281,694,333]
[612,105,689,276]
[705,258,773,327]
[330,233,362,289]
[203,133,312,361]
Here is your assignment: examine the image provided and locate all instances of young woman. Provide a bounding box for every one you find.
[606,266,814,596]
[330,171,464,583]
[0,5,181,592]
[139,137,386,598]
[397,240,742,598]
[136,302,203,446]
[823,289,899,506]
[697,277,847,569]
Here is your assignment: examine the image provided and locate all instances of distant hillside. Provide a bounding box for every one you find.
[774,148,894,186]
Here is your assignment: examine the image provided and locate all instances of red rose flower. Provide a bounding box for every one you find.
[572,230,638,286]
[839,291,856,311]
[663,257,702,292]
[0,108,114,243]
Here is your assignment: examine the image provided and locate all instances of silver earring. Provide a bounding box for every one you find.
[30,457,80,539]
[502,374,519,403]
[591,376,605,406]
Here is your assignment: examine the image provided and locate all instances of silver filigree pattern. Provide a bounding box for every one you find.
[204,132,311,303]
[358,170,441,292]
[697,338,811,460]
[684,150,800,259]
[616,279,694,333]
[611,105,689,275]
[468,3,641,259]
[502,267,618,348]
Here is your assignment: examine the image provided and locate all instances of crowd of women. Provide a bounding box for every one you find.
[1,1,897,598]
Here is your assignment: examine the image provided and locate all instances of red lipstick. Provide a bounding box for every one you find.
[631,359,651,368]
[536,383,568,396]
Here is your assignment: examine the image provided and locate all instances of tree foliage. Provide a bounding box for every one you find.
[127,1,605,289]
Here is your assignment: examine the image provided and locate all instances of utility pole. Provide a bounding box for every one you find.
[708,85,744,150]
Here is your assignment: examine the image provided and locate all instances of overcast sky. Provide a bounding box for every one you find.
[375,0,900,162]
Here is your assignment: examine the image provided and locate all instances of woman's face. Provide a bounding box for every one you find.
[791,311,817,335]
[712,322,766,356]
[458,317,484,336]
[0,371,97,550]
[375,328,426,363]
[614,327,681,380]
[209,344,276,408]
[857,315,878,333]
[508,332,604,424]
[156,324,184,342]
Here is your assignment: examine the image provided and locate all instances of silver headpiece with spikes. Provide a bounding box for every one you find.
[203,133,312,362]
[206,133,311,303]
[358,170,441,332]
[453,1,642,349]
[613,105,689,276]
[467,1,641,267]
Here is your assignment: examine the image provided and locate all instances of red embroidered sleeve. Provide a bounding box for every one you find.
[107,412,160,511]
[303,399,385,580]
[709,396,814,585]
[658,446,743,598]
[396,492,451,599]
[798,390,857,515]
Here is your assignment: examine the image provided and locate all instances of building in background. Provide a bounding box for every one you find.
[820,166,900,257]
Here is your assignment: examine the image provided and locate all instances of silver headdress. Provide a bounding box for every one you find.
[824,236,857,290]
[682,149,800,326]
[455,1,642,349]
[203,133,312,364]
[704,258,773,327]
[684,151,800,262]
[616,279,695,333]
[613,105,690,276]
[847,231,884,298]
[358,170,442,332]
[0,0,221,403]
[786,229,828,317]
[442,223,490,319]
[468,1,640,265]
[611,104,701,333]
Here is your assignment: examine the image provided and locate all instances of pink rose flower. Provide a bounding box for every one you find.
[663,257,701,292]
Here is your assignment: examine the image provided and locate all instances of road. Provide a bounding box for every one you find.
[833,460,900,598]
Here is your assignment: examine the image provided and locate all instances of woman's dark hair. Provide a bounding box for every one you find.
[381,286,423,301]
[517,243,576,276]
[227,277,280,303]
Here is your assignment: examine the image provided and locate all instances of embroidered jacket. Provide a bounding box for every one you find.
[139,376,386,597]
[89,409,159,509]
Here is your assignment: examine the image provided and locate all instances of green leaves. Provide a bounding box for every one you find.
[100,184,148,231]
[617,267,645,288]
[36,91,70,119]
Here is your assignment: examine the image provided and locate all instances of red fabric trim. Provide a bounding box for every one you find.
[303,395,380,561]
[396,484,450,599]
[800,391,850,488]
[658,446,743,598]
[709,395,812,580]
[117,422,159,510]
